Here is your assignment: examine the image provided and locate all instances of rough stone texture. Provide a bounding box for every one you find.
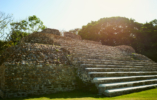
[82,40,102,45]
[113,45,151,60]
[0,64,5,97]
[3,43,71,67]
[3,64,76,98]
[20,32,54,45]
[41,28,61,36]
[115,45,135,55]
[0,30,155,98]
[64,32,82,40]
[131,53,152,60]
[0,43,78,98]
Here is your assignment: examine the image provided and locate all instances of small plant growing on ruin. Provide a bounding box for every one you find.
[56,49,59,52]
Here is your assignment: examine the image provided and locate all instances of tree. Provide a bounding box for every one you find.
[0,12,13,57]
[79,17,142,46]
[10,15,46,33]
[0,11,13,39]
[9,30,29,45]
[69,28,80,34]
[78,16,157,62]
[9,15,47,45]
[135,20,157,61]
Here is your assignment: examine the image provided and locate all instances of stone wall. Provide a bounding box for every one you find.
[64,32,82,40]
[131,53,152,60]
[0,42,78,98]
[41,28,61,36]
[115,45,135,55]
[0,64,5,98]
[20,32,54,45]
[1,43,70,65]
[82,40,102,45]
[3,63,76,98]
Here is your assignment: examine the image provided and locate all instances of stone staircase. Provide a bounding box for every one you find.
[53,36,157,96]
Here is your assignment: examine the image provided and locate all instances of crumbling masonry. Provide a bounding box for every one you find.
[0,28,157,98]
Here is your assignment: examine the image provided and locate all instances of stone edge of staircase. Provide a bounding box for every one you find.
[0,90,4,99]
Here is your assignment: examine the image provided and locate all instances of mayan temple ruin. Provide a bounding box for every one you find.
[0,28,157,98]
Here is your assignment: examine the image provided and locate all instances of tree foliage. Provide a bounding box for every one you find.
[9,30,29,45]
[0,11,13,38]
[68,28,80,34]
[0,14,47,64]
[10,15,46,33]
[79,17,141,45]
[79,17,157,61]
[9,15,47,45]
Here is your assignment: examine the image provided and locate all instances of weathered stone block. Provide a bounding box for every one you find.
[42,28,61,36]
[115,45,135,54]
[64,32,82,40]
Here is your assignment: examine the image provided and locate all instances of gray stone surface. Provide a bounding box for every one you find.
[42,28,61,36]
[0,29,157,98]
[64,32,82,40]
[3,64,76,98]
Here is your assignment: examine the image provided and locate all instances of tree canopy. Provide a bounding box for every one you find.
[9,15,47,45]
[10,15,46,33]
[78,17,157,62]
[0,12,13,39]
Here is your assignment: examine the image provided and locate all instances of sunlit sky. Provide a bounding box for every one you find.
[1,0,157,31]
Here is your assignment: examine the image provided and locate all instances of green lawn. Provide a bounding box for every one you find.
[4,88,157,100]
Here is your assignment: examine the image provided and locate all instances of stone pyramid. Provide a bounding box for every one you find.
[0,28,157,98]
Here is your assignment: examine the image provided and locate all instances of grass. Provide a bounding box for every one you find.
[4,88,157,100]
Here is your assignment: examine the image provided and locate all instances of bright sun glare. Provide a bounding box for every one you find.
[64,0,136,30]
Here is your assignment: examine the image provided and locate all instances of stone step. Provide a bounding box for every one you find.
[62,47,107,52]
[61,45,103,49]
[74,55,113,61]
[79,58,153,63]
[104,84,157,96]
[78,56,132,60]
[80,63,157,67]
[99,78,157,90]
[79,61,127,65]
[73,52,112,55]
[81,64,147,68]
[82,63,157,68]
[76,57,155,64]
[92,75,157,83]
[89,71,157,77]
[73,54,113,58]
[79,60,156,66]
[85,68,157,72]
[74,55,114,58]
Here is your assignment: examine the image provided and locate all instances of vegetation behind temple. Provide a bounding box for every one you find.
[78,17,157,62]
[0,13,46,55]
[0,12,157,62]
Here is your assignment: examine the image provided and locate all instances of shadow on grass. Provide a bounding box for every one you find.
[4,90,106,100]
[4,88,157,100]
